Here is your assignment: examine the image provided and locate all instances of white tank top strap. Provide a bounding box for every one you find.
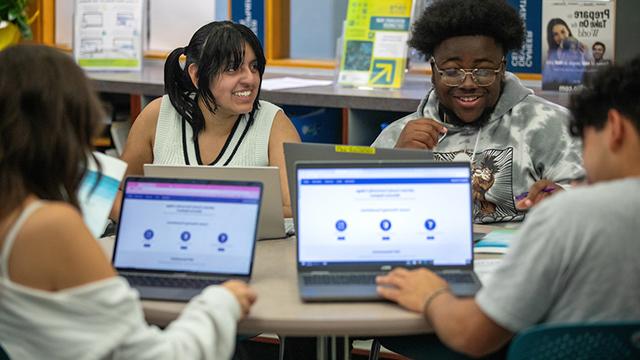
[1,201,45,278]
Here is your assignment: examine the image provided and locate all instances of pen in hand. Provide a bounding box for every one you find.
[515,186,556,201]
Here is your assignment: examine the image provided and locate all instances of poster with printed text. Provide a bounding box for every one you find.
[338,0,413,89]
[73,0,144,71]
[542,0,616,91]
[507,0,542,75]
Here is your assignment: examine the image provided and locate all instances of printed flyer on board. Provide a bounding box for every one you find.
[541,0,616,91]
[338,0,413,88]
[73,0,144,71]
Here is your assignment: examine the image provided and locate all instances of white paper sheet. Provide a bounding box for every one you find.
[78,152,127,238]
[148,0,216,52]
[474,258,504,285]
[261,77,333,91]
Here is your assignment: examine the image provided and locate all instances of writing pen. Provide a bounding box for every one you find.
[515,187,556,201]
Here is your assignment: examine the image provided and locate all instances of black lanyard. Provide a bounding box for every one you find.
[181,114,252,166]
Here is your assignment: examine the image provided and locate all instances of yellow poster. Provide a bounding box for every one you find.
[338,0,412,89]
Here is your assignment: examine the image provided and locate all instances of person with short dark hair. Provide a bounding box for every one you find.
[376,55,640,360]
[373,0,584,223]
[591,41,612,66]
[114,21,300,219]
[0,44,257,359]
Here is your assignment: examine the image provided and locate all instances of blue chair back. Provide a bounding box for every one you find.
[508,322,640,360]
[0,343,9,360]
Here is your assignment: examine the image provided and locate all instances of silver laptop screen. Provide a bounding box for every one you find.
[297,165,472,267]
[114,179,260,274]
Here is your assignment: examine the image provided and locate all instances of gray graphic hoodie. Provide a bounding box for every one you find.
[372,73,585,223]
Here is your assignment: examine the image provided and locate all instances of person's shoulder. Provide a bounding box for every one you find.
[24,201,83,229]
[16,200,115,289]
[518,93,569,115]
[14,201,90,266]
[19,202,88,245]
[129,97,164,137]
[510,94,570,129]
[257,100,281,112]
[138,97,163,122]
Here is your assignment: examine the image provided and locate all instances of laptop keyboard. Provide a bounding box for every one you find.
[302,273,379,286]
[124,274,222,289]
[436,272,476,284]
[302,272,475,286]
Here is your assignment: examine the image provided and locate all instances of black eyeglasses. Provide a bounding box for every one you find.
[430,57,505,87]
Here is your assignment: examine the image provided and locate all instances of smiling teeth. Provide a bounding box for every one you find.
[234,91,251,97]
[459,96,479,102]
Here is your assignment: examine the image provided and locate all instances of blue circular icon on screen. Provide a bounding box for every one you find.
[335,220,347,232]
[143,229,154,240]
[180,231,191,242]
[380,219,392,231]
[218,233,228,243]
[425,219,436,231]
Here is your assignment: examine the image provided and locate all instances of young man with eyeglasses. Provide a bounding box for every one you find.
[372,0,584,223]
[375,56,640,359]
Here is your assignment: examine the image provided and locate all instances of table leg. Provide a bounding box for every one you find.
[343,335,350,360]
[331,335,337,359]
[316,336,327,360]
[278,335,286,360]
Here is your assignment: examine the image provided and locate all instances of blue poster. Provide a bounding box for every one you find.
[506,0,542,74]
[231,0,264,45]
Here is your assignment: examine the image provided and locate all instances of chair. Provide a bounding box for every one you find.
[0,343,9,360]
[507,322,640,360]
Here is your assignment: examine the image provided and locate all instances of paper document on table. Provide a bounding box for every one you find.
[78,152,127,238]
[474,229,517,254]
[474,258,503,285]
[261,77,333,90]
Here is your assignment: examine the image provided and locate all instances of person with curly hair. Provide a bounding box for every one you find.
[373,0,584,224]
[376,55,640,359]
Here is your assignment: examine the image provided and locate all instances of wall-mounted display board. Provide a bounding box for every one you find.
[73,0,144,71]
[337,0,413,88]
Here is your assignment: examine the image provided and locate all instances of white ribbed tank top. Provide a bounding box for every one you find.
[153,95,280,166]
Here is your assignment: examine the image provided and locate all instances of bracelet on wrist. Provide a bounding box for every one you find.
[422,286,450,317]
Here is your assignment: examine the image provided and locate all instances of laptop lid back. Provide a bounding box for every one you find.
[113,177,262,277]
[283,143,433,222]
[143,164,284,239]
[296,161,473,273]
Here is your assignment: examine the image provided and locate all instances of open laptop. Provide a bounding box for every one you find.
[296,160,481,301]
[112,176,262,301]
[144,164,287,240]
[284,143,433,222]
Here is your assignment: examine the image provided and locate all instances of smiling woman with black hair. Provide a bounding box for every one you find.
[114,21,300,219]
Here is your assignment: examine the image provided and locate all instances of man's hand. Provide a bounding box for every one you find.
[376,268,448,313]
[515,179,564,211]
[395,118,447,150]
[222,280,257,316]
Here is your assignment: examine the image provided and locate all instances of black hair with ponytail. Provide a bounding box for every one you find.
[164,21,266,139]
